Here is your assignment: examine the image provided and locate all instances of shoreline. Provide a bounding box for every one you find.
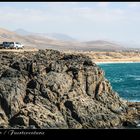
[95,61,140,64]
[128,100,140,103]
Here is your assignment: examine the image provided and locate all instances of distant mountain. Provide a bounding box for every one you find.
[15,29,76,41]
[83,40,125,51]
[0,28,54,49]
[85,40,116,45]
[44,33,76,41]
[0,28,31,43]
[15,28,32,36]
[0,28,80,50]
[0,27,126,51]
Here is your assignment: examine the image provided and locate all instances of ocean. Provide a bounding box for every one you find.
[98,63,140,102]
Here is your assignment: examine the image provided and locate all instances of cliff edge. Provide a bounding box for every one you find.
[0,49,139,129]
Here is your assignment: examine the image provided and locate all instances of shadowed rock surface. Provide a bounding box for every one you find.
[0,49,140,129]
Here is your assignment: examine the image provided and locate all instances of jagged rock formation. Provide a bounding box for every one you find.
[0,49,139,129]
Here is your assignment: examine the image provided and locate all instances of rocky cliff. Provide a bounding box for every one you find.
[0,49,139,129]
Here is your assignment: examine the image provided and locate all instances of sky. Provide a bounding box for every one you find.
[0,2,140,45]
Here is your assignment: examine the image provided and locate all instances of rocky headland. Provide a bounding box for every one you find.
[0,49,140,129]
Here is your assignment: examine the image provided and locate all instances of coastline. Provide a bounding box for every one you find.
[95,60,140,103]
[128,100,140,103]
[94,61,140,64]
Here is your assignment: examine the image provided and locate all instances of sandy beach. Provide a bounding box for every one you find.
[64,50,140,64]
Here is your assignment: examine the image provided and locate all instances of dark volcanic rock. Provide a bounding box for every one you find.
[0,49,139,129]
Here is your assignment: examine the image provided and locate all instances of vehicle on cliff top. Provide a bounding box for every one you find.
[0,42,24,49]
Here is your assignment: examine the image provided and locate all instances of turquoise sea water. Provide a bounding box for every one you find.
[98,63,140,102]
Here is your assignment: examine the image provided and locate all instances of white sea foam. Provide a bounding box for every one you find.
[112,78,124,83]
[128,99,140,102]
[96,61,140,64]
[135,78,140,81]
[127,75,140,80]
[127,74,138,78]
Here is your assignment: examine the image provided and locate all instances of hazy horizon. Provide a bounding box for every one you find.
[0,2,140,47]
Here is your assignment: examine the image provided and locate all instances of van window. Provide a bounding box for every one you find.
[3,42,8,44]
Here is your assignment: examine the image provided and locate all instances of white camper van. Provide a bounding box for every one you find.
[2,42,24,49]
